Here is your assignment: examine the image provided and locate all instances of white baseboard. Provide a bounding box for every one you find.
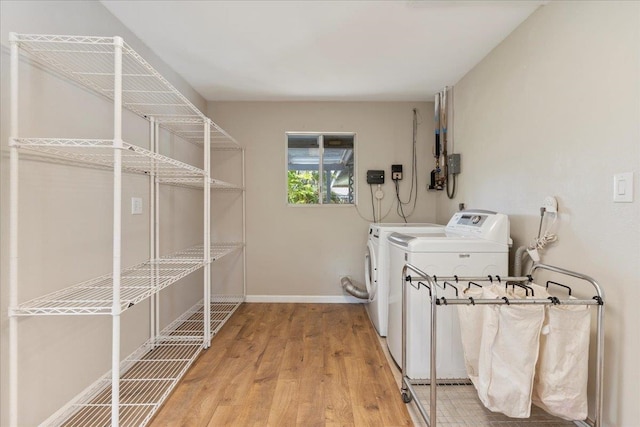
[245,295,366,304]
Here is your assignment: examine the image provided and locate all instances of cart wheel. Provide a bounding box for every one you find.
[401,392,412,403]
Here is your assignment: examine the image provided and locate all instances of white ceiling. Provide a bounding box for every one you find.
[101,1,545,102]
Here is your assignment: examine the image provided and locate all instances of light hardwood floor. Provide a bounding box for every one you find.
[149,303,412,426]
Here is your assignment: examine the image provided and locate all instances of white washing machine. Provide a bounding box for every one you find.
[365,222,444,337]
[386,210,510,380]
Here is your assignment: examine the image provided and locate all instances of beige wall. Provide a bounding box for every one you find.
[207,102,437,300]
[0,1,207,424]
[435,2,640,425]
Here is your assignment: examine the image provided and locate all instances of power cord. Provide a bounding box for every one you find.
[395,180,407,222]
[358,108,421,224]
[370,184,376,223]
[394,108,419,222]
[354,184,394,223]
[527,208,558,261]
[446,173,457,199]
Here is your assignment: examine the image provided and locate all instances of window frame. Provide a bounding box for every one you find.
[285,131,357,207]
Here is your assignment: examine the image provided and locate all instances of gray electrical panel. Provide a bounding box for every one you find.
[448,153,461,175]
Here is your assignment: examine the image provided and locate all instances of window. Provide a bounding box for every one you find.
[287,133,355,205]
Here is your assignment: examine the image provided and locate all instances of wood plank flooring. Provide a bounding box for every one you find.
[149,303,412,427]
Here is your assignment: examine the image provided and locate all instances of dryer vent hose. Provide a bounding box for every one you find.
[341,276,369,300]
[513,245,529,277]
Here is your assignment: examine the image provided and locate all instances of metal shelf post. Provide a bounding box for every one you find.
[204,121,211,347]
[154,120,161,339]
[242,148,247,297]
[9,31,20,427]
[111,35,124,427]
[149,117,157,347]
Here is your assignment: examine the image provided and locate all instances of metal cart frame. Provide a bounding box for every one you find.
[400,263,605,427]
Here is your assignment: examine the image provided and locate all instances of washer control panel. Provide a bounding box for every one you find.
[446,210,511,245]
[455,214,487,227]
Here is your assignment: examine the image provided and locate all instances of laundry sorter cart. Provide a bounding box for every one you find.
[399,263,605,427]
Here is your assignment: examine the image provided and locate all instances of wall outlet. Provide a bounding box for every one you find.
[131,197,143,215]
[542,196,557,213]
[613,172,633,202]
[392,164,403,180]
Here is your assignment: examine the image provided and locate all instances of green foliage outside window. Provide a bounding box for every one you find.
[288,170,344,204]
[288,170,319,204]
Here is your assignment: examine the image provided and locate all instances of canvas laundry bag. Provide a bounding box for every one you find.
[532,299,591,420]
[476,284,545,418]
[456,285,485,387]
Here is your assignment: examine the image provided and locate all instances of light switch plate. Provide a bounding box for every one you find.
[131,197,143,214]
[613,172,633,203]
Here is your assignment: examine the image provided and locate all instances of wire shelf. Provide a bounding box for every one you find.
[13,34,239,148]
[10,243,242,315]
[154,117,241,149]
[51,338,202,427]
[210,179,243,191]
[12,138,206,178]
[167,246,209,262]
[167,243,244,262]
[210,295,244,336]
[156,177,243,191]
[12,252,206,316]
[47,297,243,427]
[164,295,244,339]
[13,138,242,186]
[211,242,244,260]
[160,242,244,262]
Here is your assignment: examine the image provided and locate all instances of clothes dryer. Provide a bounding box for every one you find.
[365,222,444,336]
[386,211,510,380]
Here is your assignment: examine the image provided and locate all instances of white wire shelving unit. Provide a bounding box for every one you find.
[8,33,246,427]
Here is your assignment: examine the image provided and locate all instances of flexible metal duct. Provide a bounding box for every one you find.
[513,245,528,277]
[341,276,369,300]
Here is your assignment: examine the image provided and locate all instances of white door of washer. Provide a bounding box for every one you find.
[365,238,389,336]
[365,240,377,301]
